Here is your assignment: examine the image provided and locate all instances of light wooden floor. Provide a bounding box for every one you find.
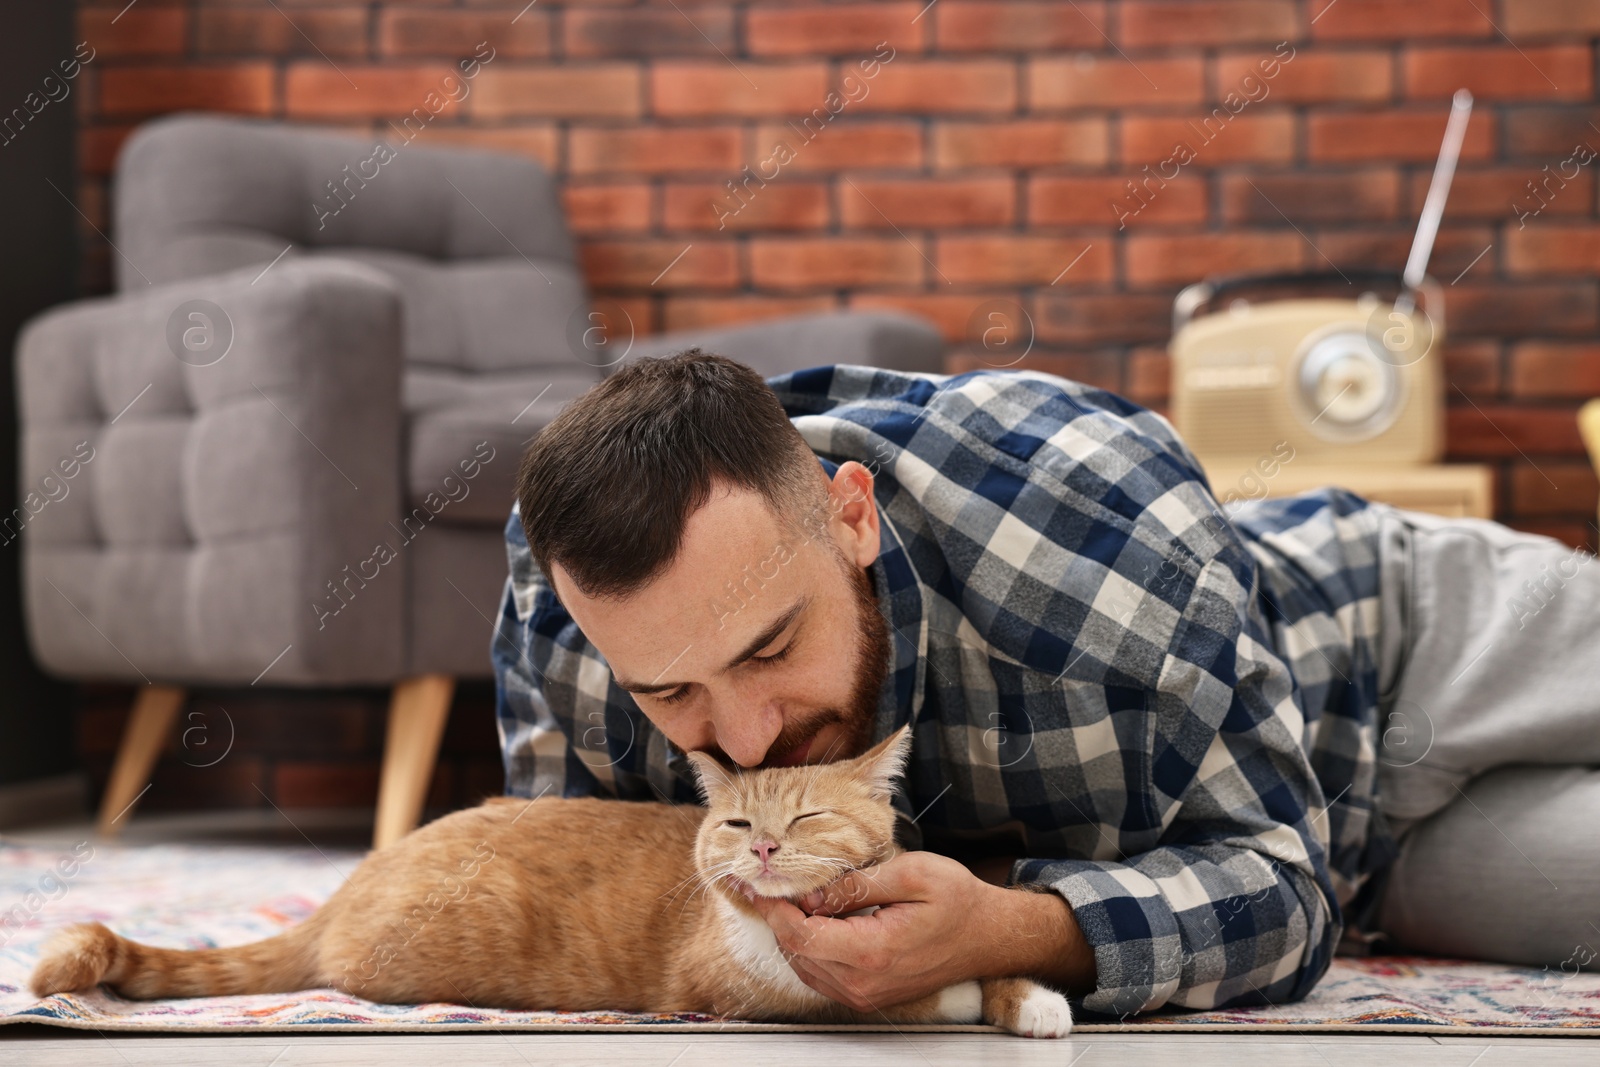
[3,811,1594,1063]
[1,1031,1594,1066]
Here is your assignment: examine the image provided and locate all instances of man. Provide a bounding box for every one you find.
[493,350,1600,1019]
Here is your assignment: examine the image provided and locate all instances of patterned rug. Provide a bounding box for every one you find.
[2,840,1597,1035]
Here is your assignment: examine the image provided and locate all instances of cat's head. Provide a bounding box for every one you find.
[685,724,912,903]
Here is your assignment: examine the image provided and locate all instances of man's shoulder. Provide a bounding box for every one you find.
[770,364,1228,554]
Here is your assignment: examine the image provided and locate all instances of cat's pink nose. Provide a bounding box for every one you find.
[751,840,780,863]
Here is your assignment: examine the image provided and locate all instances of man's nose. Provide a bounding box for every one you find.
[711,694,783,768]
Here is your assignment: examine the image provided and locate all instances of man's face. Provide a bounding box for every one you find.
[549,461,894,770]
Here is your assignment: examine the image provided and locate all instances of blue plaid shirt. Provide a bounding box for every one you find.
[493,364,1397,1017]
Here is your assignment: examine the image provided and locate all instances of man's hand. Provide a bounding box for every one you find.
[744,851,1095,1013]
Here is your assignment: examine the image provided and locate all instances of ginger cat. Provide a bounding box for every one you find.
[30,725,1072,1037]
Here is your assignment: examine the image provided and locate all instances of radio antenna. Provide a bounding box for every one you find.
[1395,89,1473,317]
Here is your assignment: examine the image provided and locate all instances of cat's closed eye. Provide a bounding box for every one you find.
[790,811,829,825]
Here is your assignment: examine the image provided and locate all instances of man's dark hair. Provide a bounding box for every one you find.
[516,349,829,600]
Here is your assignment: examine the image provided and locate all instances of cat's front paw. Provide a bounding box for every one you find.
[981,976,1073,1038]
[1012,983,1073,1038]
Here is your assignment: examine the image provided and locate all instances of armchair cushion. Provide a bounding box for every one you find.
[403,367,596,525]
[114,113,588,376]
[618,310,946,379]
[17,258,408,685]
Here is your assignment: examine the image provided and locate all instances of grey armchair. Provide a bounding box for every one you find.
[15,113,943,847]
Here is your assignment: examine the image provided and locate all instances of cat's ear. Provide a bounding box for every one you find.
[685,750,736,807]
[853,724,912,799]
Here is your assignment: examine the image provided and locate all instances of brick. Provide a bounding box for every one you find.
[1507,224,1600,276]
[1034,175,1207,228]
[1308,109,1496,162]
[1315,226,1497,281]
[79,124,135,178]
[407,125,558,168]
[1030,55,1205,109]
[567,8,736,57]
[1510,342,1600,398]
[947,350,1124,392]
[77,176,107,232]
[663,295,840,332]
[751,237,928,289]
[934,119,1109,169]
[1510,462,1599,517]
[1309,0,1494,41]
[1446,404,1586,457]
[569,126,742,175]
[841,177,1015,229]
[1448,282,1598,338]
[1126,347,1172,404]
[473,65,641,119]
[196,9,368,58]
[651,62,829,118]
[747,4,926,56]
[936,236,1115,286]
[1503,0,1600,36]
[1444,341,1502,397]
[141,758,270,812]
[1120,2,1298,48]
[1125,233,1302,286]
[663,180,831,231]
[221,694,375,757]
[1221,171,1401,224]
[935,2,1107,52]
[846,292,1010,343]
[853,60,1018,115]
[582,294,656,341]
[1421,165,1594,224]
[752,121,922,171]
[564,182,653,234]
[78,6,188,56]
[1120,111,1296,166]
[581,239,739,290]
[274,761,381,808]
[101,64,276,117]
[1033,292,1175,344]
[378,11,550,58]
[1215,49,1392,105]
[285,64,471,119]
[1502,106,1600,159]
[1405,46,1593,102]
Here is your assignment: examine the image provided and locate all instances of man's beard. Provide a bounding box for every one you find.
[759,557,893,768]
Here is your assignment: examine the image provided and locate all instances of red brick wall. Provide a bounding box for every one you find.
[72,0,1600,548]
[56,0,1600,814]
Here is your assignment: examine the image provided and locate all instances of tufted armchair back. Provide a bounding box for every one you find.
[113,113,593,380]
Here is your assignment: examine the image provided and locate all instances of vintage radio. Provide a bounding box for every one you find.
[1170,274,1444,469]
[1170,90,1472,477]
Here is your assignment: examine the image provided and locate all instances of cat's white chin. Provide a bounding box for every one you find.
[727,874,809,903]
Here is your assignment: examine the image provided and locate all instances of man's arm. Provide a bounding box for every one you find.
[747,849,1097,1013]
[752,550,1337,1015]
[1000,551,1341,1017]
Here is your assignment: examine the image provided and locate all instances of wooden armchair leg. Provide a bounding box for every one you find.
[373,674,455,850]
[96,684,186,838]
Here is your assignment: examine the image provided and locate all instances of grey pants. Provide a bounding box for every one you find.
[1364,503,1600,971]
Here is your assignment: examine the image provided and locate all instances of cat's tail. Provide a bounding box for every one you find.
[29,916,326,1000]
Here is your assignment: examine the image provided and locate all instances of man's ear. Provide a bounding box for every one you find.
[852,724,912,800]
[685,750,736,807]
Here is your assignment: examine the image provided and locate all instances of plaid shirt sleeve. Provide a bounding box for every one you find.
[1010,539,1340,1017]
